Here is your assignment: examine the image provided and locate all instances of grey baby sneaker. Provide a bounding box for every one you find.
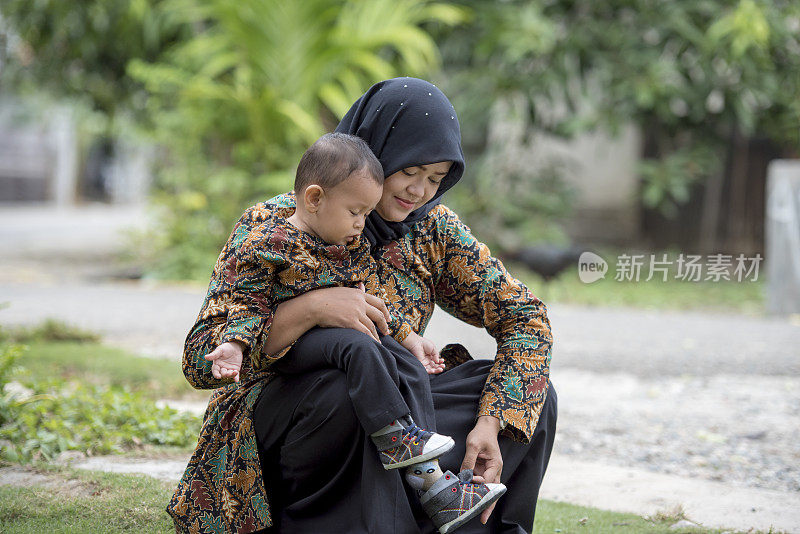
[420,469,507,533]
[370,417,454,470]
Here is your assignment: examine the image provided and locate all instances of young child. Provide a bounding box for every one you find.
[207,132,505,533]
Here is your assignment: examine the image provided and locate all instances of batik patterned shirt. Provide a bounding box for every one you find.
[220,213,411,364]
[168,194,553,533]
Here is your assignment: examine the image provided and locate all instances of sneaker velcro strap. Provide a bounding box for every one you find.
[457,469,473,483]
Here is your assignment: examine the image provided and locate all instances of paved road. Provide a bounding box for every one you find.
[3,204,798,375]
[4,275,797,377]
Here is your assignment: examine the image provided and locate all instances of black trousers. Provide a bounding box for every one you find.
[271,327,436,434]
[253,333,557,534]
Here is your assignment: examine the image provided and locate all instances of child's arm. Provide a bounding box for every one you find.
[213,224,284,381]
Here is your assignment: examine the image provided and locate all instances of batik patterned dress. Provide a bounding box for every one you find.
[167,194,552,533]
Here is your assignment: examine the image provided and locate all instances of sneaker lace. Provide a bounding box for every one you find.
[402,423,431,444]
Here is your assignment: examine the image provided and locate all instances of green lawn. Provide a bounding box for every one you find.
[9,340,206,401]
[0,466,175,533]
[0,466,750,533]
[513,264,764,315]
[533,501,735,533]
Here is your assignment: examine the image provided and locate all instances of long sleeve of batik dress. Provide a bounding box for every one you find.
[219,223,285,371]
[431,205,553,443]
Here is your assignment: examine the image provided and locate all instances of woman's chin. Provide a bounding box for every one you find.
[376,208,407,222]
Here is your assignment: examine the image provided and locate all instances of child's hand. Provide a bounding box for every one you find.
[401,333,445,374]
[205,341,244,383]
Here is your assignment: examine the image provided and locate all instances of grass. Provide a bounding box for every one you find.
[10,341,207,401]
[0,465,175,533]
[0,467,754,533]
[1,318,101,344]
[534,501,730,533]
[513,264,765,315]
[1,319,205,401]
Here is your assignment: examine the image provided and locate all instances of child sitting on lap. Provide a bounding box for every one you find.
[206,132,505,533]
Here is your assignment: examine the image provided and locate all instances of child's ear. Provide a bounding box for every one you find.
[303,185,324,213]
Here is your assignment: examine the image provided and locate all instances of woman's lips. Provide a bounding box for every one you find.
[394,196,416,210]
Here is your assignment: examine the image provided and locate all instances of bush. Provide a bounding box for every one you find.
[0,319,101,344]
[0,342,200,463]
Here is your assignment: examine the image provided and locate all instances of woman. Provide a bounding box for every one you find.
[168,78,556,534]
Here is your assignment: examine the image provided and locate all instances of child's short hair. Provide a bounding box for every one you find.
[295,133,383,193]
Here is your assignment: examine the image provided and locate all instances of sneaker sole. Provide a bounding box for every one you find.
[382,437,455,470]
[437,484,507,534]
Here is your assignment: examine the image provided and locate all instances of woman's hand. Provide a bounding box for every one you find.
[261,283,392,356]
[461,415,503,524]
[309,282,391,342]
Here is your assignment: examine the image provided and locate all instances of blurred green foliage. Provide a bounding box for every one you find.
[2,1,799,274]
[0,0,188,121]
[127,0,465,279]
[1,0,464,279]
[436,0,800,236]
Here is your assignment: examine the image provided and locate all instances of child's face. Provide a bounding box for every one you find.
[312,170,383,245]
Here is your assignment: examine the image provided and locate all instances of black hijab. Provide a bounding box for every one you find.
[335,77,465,249]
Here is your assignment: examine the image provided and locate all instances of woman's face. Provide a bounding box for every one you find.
[375,161,453,221]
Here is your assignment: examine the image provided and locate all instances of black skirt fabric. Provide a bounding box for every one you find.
[252,332,557,534]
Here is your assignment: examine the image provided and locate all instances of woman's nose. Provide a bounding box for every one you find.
[407,179,424,198]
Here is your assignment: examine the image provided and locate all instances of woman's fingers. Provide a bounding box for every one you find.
[357,315,380,342]
[363,300,390,335]
[481,458,502,484]
[480,502,498,524]
[312,287,390,336]
[363,292,391,329]
[460,443,479,473]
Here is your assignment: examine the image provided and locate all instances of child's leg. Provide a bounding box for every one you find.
[274,327,454,471]
[273,327,416,434]
[376,333,437,430]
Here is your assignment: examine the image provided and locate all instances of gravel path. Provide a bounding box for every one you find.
[553,369,800,494]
